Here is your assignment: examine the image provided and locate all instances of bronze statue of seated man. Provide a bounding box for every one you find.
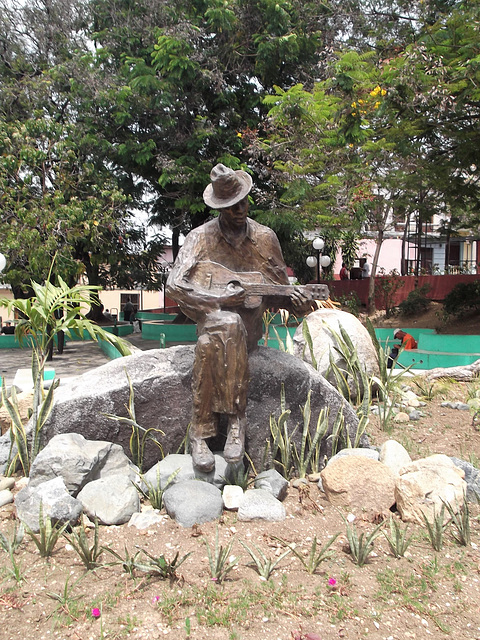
[167,164,324,472]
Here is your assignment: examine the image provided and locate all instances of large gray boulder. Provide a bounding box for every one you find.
[293,309,379,399]
[41,345,366,472]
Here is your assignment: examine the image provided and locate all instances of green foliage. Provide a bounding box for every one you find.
[0,271,131,474]
[1,378,57,477]
[222,465,253,491]
[203,528,237,583]
[443,281,480,318]
[104,370,164,472]
[64,519,103,571]
[398,285,431,316]
[25,502,69,559]
[240,541,291,579]
[337,292,361,317]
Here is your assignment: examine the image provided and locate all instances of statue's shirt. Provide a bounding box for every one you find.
[167,217,290,348]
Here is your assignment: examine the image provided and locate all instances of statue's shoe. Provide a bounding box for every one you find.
[224,416,246,464]
[191,438,215,473]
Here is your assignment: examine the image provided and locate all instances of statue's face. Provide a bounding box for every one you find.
[220,196,249,228]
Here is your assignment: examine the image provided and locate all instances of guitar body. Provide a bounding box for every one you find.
[192,261,329,309]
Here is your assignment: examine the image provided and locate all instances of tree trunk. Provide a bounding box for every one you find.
[425,359,480,382]
[367,227,384,314]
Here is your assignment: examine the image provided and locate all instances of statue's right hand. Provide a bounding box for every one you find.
[220,282,246,307]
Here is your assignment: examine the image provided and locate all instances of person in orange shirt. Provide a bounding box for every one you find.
[387,328,418,368]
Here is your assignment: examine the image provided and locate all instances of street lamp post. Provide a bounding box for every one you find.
[306,238,331,282]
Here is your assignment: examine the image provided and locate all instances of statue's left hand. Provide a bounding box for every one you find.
[290,287,313,315]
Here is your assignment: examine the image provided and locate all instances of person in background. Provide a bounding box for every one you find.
[1,321,14,335]
[362,260,371,278]
[339,263,349,280]
[123,298,134,323]
[387,328,418,368]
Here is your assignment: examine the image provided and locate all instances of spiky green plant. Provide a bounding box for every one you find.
[0,522,24,554]
[133,467,180,510]
[422,505,447,551]
[269,384,296,478]
[382,517,414,558]
[442,495,471,546]
[104,370,164,472]
[277,534,339,574]
[344,519,384,567]
[204,528,237,583]
[240,540,291,579]
[103,545,143,579]
[25,502,69,559]
[64,518,103,570]
[293,393,329,478]
[137,549,192,579]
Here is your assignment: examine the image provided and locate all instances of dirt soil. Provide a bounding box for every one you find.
[371,301,480,335]
[1,308,480,640]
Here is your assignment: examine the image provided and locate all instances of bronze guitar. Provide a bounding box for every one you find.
[192,261,329,309]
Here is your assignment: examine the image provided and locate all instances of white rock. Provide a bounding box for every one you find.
[222,485,244,511]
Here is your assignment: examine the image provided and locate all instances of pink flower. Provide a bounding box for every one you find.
[91,608,101,618]
[328,577,337,586]
[152,596,160,604]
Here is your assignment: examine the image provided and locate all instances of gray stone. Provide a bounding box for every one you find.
[76,474,140,525]
[0,476,15,491]
[293,309,380,400]
[450,457,480,502]
[163,480,223,527]
[408,410,422,421]
[238,489,286,522]
[15,477,83,532]
[128,510,164,529]
[28,433,140,496]
[144,453,237,490]
[254,469,289,501]
[0,431,16,476]
[40,346,365,472]
[327,447,379,466]
[441,401,470,411]
[0,489,13,507]
[379,440,412,476]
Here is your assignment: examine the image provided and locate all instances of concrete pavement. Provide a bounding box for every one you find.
[0,333,161,389]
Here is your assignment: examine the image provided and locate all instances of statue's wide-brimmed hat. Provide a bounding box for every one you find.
[203,163,252,209]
